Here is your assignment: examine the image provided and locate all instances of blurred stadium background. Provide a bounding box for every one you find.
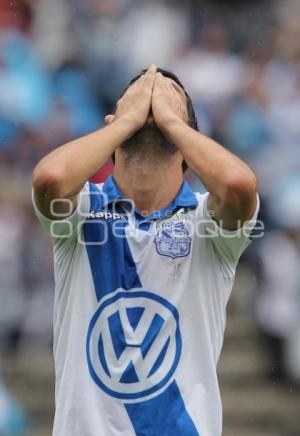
[0,0,300,435]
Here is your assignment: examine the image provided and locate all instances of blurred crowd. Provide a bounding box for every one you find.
[1,0,300,432]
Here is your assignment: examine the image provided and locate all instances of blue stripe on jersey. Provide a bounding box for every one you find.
[125,380,199,436]
[84,182,199,435]
[84,183,141,301]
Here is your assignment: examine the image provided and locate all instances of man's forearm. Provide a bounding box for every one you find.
[33,119,135,219]
[162,120,257,227]
[33,119,134,199]
[163,120,255,195]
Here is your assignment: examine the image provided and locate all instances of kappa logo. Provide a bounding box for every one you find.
[86,290,181,400]
[154,221,192,259]
[88,210,121,220]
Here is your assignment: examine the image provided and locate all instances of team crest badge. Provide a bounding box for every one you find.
[154,221,191,259]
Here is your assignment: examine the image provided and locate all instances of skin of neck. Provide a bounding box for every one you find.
[113,150,184,215]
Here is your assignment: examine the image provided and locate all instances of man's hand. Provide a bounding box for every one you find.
[105,65,157,133]
[151,72,188,132]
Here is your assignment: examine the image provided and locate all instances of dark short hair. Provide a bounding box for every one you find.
[112,67,199,171]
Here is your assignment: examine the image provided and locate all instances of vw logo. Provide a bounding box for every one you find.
[86,290,182,400]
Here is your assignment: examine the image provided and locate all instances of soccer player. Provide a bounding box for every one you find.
[32,65,259,436]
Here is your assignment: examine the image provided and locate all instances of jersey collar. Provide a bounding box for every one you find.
[102,175,198,219]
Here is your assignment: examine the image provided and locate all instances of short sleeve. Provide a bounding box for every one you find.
[32,182,93,264]
[197,192,260,267]
[32,182,90,239]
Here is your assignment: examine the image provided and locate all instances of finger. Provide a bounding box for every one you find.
[153,75,162,95]
[159,74,175,91]
[163,76,184,101]
[167,78,185,97]
[132,74,145,86]
[143,64,157,85]
[145,64,157,77]
[165,77,176,93]
[128,71,149,92]
[157,72,170,87]
[154,73,170,96]
[154,72,164,88]
[105,114,115,124]
[123,74,145,95]
[173,82,184,96]
[156,73,174,95]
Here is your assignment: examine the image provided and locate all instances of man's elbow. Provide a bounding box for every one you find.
[32,164,66,199]
[223,170,257,212]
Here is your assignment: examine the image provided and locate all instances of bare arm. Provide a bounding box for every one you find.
[151,73,257,230]
[33,65,157,219]
[33,121,136,219]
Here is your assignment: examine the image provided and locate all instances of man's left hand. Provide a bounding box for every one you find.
[151,73,188,132]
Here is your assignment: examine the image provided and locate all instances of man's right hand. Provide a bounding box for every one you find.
[105,64,157,134]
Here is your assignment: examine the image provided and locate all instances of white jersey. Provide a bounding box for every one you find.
[33,176,259,436]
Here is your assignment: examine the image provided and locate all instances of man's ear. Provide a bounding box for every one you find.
[104,115,115,124]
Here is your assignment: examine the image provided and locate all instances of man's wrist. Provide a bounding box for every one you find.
[109,117,139,141]
[159,117,188,141]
